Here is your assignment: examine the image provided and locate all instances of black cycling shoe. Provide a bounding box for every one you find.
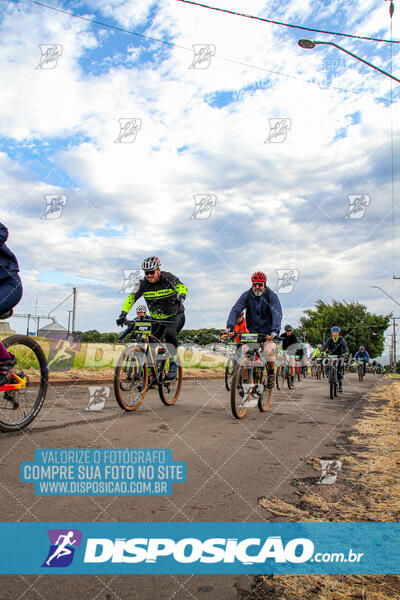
[338,381,343,392]
[0,353,17,387]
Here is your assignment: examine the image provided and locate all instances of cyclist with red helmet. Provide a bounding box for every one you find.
[117,256,187,380]
[225,271,282,388]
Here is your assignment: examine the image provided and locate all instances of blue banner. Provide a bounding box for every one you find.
[0,522,398,574]
[20,449,186,496]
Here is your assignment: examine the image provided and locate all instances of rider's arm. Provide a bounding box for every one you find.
[321,339,330,354]
[269,290,282,334]
[167,273,187,300]
[342,338,350,355]
[121,279,144,314]
[226,291,248,330]
[365,351,370,360]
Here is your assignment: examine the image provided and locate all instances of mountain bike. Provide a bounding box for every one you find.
[0,323,48,432]
[114,318,182,411]
[357,360,367,382]
[230,333,274,419]
[275,349,293,390]
[325,354,343,399]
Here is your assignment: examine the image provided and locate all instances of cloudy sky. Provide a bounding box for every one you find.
[0,0,399,359]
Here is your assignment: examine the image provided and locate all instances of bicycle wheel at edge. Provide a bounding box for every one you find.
[0,335,48,432]
[225,356,235,391]
[114,346,148,411]
[158,355,182,406]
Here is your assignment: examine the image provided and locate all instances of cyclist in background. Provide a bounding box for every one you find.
[225,271,282,389]
[117,256,187,380]
[0,223,23,386]
[234,311,248,342]
[279,324,298,386]
[321,326,349,392]
[117,305,151,343]
[312,344,323,359]
[353,346,370,376]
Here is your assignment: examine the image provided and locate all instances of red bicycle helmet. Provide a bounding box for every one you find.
[251,271,267,283]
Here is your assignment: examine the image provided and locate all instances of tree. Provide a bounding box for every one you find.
[299,300,390,358]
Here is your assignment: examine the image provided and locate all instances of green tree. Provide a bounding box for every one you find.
[299,300,390,358]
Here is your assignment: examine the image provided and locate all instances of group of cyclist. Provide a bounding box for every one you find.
[0,225,380,390]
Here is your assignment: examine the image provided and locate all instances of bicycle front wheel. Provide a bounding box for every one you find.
[231,356,253,419]
[0,335,48,432]
[257,367,273,413]
[114,347,148,411]
[158,356,182,406]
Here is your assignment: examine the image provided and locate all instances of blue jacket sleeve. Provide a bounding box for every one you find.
[365,351,370,360]
[0,223,8,246]
[227,291,248,330]
[269,290,282,333]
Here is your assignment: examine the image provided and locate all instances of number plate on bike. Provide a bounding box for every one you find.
[134,322,152,334]
[240,333,259,342]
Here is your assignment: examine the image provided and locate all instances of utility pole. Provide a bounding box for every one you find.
[72,287,77,333]
[394,318,397,373]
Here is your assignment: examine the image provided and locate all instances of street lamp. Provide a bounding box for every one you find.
[298,39,400,83]
[370,284,400,307]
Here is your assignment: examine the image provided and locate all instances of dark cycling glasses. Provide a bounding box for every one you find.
[252,282,264,288]
[145,269,156,275]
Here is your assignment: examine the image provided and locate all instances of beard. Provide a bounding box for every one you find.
[253,288,263,297]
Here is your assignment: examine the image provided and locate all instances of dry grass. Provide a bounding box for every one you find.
[236,380,400,600]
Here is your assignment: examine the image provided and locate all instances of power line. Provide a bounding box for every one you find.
[176,0,400,44]
[12,0,391,103]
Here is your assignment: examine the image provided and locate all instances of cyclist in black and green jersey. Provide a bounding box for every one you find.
[117,256,187,380]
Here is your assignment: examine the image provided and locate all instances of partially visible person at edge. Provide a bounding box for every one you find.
[321,326,349,392]
[225,271,282,389]
[0,223,23,386]
[117,257,187,380]
[279,324,299,385]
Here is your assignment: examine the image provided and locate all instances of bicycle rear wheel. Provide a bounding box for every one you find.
[225,356,235,391]
[158,355,182,406]
[0,335,48,432]
[275,366,281,390]
[358,365,363,382]
[231,355,253,419]
[114,346,148,411]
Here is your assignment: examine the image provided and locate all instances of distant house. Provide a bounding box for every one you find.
[38,321,69,340]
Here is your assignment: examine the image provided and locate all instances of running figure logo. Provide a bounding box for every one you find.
[344,195,370,219]
[115,118,142,143]
[275,269,299,294]
[190,195,217,219]
[42,529,82,568]
[120,269,141,293]
[36,44,63,69]
[86,386,110,411]
[265,119,291,143]
[41,195,67,219]
[189,44,216,69]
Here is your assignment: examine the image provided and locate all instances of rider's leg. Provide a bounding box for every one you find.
[164,313,185,379]
[288,356,295,377]
[263,341,276,388]
[0,274,22,384]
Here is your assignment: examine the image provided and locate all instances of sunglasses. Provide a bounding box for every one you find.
[252,282,264,288]
[286,329,292,332]
[145,269,156,275]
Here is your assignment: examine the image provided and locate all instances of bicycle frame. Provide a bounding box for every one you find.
[0,372,27,392]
